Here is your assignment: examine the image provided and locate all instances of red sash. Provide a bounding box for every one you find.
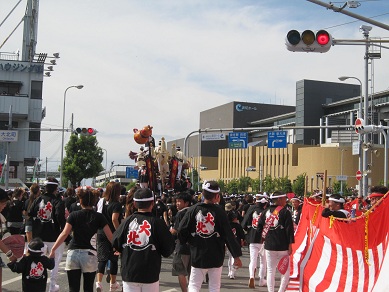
[262,205,283,239]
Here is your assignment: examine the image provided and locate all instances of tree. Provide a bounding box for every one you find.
[292,173,306,197]
[238,176,251,193]
[62,134,104,187]
[263,175,275,193]
[225,179,239,194]
[188,169,199,190]
[126,181,137,191]
[217,179,226,193]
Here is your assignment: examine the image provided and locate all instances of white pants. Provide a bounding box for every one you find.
[265,249,290,292]
[44,241,65,290]
[123,281,159,292]
[249,243,266,280]
[226,250,235,277]
[188,266,222,292]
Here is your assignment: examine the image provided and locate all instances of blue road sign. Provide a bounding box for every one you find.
[126,166,138,179]
[267,131,287,148]
[228,132,248,149]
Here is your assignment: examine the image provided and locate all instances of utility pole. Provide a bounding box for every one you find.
[306,0,389,32]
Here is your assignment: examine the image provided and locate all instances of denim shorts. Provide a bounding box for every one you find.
[65,249,98,273]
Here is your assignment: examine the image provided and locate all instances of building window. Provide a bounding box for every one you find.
[31,81,42,99]
[0,81,22,96]
[29,123,40,141]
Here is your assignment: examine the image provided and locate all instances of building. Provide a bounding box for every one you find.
[0,1,57,185]
[171,79,389,192]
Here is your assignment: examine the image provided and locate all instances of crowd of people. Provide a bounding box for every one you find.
[0,178,387,292]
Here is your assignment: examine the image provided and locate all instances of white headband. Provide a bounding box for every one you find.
[44,181,58,186]
[270,193,287,199]
[329,197,345,203]
[28,244,46,253]
[134,196,154,202]
[202,181,220,193]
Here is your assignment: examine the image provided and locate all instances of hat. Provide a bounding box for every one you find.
[134,188,154,202]
[368,192,385,199]
[257,198,268,203]
[225,203,234,211]
[270,192,287,199]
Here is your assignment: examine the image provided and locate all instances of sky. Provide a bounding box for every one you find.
[1,0,389,172]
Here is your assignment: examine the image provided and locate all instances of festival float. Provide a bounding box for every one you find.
[129,125,191,193]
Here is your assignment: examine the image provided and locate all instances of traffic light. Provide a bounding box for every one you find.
[75,127,97,136]
[355,124,376,134]
[285,29,332,53]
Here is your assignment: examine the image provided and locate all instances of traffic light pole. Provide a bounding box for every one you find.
[362,28,370,198]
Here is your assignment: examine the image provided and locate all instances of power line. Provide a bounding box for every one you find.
[324,12,389,30]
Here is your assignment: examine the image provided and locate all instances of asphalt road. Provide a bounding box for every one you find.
[1,245,282,291]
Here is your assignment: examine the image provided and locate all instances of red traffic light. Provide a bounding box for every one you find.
[285,29,332,53]
[75,127,97,136]
[316,30,330,46]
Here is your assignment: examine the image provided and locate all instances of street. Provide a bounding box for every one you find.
[1,245,284,291]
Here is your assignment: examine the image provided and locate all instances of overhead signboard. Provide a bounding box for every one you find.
[126,167,138,179]
[336,175,348,181]
[228,132,248,149]
[0,130,18,142]
[267,131,287,148]
[201,133,226,141]
[352,141,360,155]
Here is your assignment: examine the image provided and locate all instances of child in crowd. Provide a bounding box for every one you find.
[226,209,245,279]
[7,237,55,292]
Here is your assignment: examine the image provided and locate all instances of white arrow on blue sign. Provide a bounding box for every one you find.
[267,131,287,148]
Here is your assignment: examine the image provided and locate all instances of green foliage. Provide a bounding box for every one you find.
[253,175,292,194]
[126,181,137,191]
[225,179,239,194]
[292,173,306,197]
[188,169,200,190]
[263,175,275,193]
[62,134,104,187]
[217,179,226,193]
[251,178,260,193]
[238,176,251,193]
[332,180,352,196]
[332,180,341,194]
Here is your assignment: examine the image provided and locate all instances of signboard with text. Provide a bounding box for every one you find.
[126,167,138,179]
[201,133,226,141]
[228,132,248,149]
[0,130,18,142]
[267,131,287,148]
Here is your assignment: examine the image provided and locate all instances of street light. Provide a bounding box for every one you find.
[246,162,263,192]
[338,76,364,196]
[338,148,347,195]
[60,85,84,187]
[102,148,108,185]
[338,76,363,119]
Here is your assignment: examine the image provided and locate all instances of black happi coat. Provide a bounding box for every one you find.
[112,211,174,283]
[178,203,242,269]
